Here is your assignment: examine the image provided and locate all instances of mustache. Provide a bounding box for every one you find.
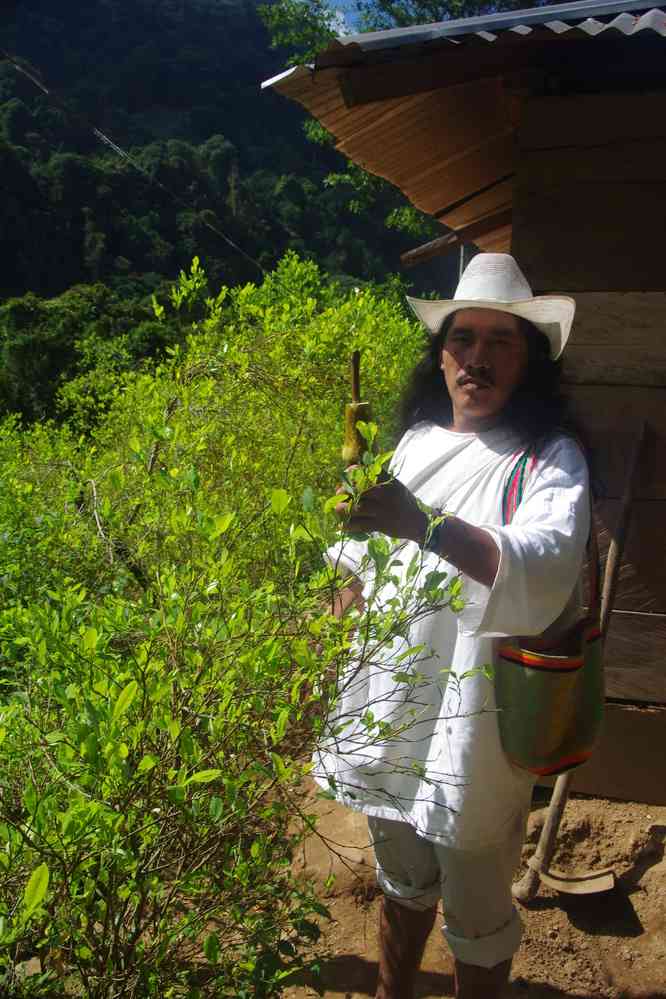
[457,367,494,388]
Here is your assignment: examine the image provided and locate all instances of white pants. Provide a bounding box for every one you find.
[368,813,527,969]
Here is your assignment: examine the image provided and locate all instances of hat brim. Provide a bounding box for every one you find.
[406,296,576,360]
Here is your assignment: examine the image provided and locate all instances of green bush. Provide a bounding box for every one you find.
[0,283,183,425]
[0,255,459,996]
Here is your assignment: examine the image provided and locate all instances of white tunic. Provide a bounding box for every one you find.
[316,421,590,850]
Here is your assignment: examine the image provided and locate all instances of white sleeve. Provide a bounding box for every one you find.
[458,436,590,638]
[324,536,368,580]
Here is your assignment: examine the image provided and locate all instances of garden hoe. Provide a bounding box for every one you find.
[513,423,646,903]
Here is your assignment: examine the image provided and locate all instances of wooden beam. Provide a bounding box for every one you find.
[433,172,513,220]
[400,230,462,268]
[401,207,512,268]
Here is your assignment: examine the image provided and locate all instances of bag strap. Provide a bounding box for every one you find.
[502,445,600,617]
[502,448,537,526]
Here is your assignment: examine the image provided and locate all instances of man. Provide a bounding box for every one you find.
[318,253,589,998]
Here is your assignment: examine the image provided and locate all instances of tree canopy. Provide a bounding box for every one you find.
[0,0,445,301]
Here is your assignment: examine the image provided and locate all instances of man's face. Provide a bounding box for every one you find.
[440,308,530,433]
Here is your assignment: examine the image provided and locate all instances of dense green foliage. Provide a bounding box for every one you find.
[0,280,186,423]
[0,0,441,302]
[0,0,454,429]
[0,255,464,996]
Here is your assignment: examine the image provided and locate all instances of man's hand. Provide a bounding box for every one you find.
[333,467,500,587]
[335,471,428,544]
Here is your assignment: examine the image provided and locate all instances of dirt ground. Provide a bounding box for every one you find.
[286,782,666,998]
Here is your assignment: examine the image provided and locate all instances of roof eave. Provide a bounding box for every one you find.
[334,0,662,52]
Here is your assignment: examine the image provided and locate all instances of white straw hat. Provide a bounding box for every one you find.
[407,253,575,359]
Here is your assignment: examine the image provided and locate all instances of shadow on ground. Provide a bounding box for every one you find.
[288,952,666,998]
[518,884,644,937]
[287,954,452,997]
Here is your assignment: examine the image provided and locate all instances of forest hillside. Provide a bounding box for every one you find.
[0,0,442,301]
[0,0,451,422]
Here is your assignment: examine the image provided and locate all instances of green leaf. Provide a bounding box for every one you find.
[355,420,377,446]
[270,752,288,782]
[211,512,234,538]
[137,754,158,774]
[185,466,200,490]
[274,707,289,741]
[209,796,224,822]
[368,536,391,575]
[301,486,316,512]
[82,627,98,652]
[270,488,291,515]
[185,769,222,785]
[61,808,78,838]
[394,644,426,665]
[22,863,49,919]
[324,492,345,514]
[204,932,220,963]
[112,680,139,723]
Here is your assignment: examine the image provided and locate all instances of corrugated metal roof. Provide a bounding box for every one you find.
[263,3,666,257]
[331,0,666,53]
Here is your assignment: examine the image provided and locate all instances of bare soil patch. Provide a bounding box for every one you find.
[286,783,666,998]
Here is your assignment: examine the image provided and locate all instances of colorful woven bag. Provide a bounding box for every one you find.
[494,447,604,776]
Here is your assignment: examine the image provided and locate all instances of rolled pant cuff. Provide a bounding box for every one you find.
[443,907,523,969]
[376,867,441,912]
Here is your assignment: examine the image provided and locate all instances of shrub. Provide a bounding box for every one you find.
[0,255,458,996]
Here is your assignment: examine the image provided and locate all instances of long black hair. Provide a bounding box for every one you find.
[398,312,577,451]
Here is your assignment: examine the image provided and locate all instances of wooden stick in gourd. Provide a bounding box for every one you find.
[342,350,371,465]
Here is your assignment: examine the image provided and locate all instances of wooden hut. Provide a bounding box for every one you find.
[264,0,666,803]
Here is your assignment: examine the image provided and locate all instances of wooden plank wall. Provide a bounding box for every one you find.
[511,93,666,800]
[512,93,666,292]
[540,705,666,805]
[538,338,666,800]
[542,326,666,801]
[566,297,666,711]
